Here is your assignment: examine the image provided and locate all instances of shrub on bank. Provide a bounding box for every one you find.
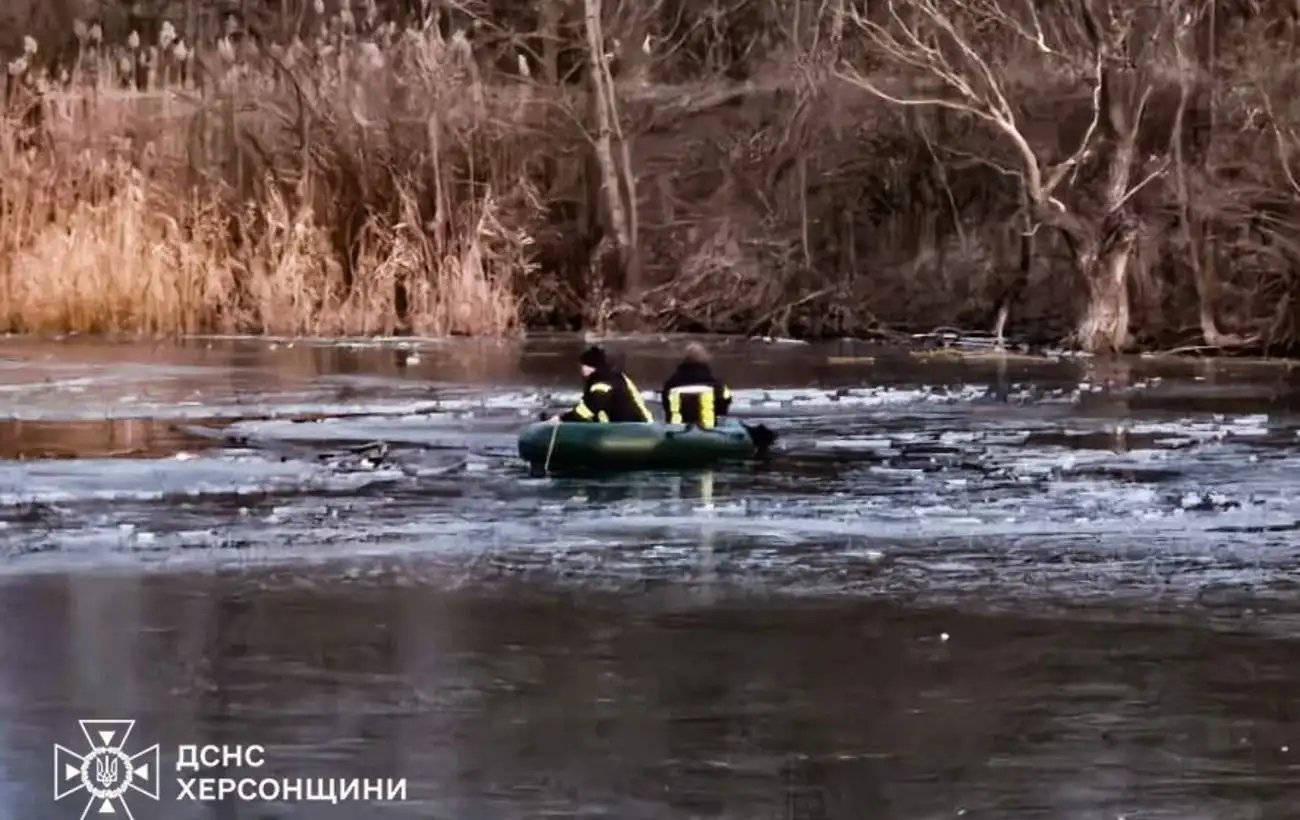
[0,14,546,336]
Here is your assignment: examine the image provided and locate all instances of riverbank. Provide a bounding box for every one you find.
[6,5,1300,351]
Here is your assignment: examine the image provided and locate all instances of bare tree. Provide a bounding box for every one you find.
[583,0,641,298]
[1167,0,1244,348]
[836,0,1172,353]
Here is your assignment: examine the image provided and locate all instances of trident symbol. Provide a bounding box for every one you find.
[95,754,118,787]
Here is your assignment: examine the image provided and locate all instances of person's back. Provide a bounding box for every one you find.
[555,346,654,424]
[661,343,732,428]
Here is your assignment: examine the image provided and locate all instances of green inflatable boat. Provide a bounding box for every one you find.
[517,418,776,474]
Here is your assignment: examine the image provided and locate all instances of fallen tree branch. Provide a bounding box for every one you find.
[744,286,837,337]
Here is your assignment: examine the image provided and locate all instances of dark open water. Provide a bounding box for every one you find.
[0,335,1297,819]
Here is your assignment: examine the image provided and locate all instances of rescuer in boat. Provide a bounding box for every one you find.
[545,346,655,424]
[661,342,732,429]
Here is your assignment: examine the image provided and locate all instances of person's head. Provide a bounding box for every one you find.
[578,345,608,378]
[683,342,710,365]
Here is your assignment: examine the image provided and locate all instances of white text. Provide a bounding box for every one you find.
[176,777,407,803]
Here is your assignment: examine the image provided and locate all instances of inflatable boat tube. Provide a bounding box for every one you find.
[517,418,774,474]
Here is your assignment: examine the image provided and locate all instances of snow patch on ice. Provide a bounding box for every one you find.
[0,398,449,422]
[1126,415,1273,441]
[812,437,895,452]
[557,493,1298,544]
[0,455,402,507]
[736,384,991,410]
[200,415,515,448]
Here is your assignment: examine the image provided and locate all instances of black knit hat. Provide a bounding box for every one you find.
[578,346,608,369]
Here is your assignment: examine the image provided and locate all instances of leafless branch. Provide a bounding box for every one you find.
[1258,91,1300,198]
[833,0,1111,214]
[915,117,968,247]
[1050,52,1102,194]
[1111,156,1168,213]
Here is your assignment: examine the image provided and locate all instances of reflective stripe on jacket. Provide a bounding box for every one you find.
[661,361,732,428]
[562,372,653,423]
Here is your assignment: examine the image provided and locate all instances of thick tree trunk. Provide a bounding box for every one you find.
[1074,216,1138,353]
[1071,65,1145,355]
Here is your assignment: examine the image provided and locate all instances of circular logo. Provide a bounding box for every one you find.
[80,747,134,800]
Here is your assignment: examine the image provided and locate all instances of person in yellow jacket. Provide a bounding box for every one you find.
[660,342,732,429]
[546,346,654,424]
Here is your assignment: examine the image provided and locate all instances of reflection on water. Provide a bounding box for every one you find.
[0,567,1298,819]
[0,419,206,460]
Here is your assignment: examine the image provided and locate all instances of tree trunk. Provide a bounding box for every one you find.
[1074,213,1138,353]
[582,0,636,297]
[539,0,561,84]
[991,187,1035,347]
[601,59,641,296]
[1184,2,1238,346]
[1072,66,1145,355]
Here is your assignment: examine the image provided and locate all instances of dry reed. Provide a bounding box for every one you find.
[0,11,547,337]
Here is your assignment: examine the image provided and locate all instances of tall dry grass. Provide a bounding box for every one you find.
[0,13,549,336]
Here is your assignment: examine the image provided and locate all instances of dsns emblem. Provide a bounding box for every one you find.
[54,720,160,819]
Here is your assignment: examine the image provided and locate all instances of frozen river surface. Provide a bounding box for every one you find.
[0,335,1297,819]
